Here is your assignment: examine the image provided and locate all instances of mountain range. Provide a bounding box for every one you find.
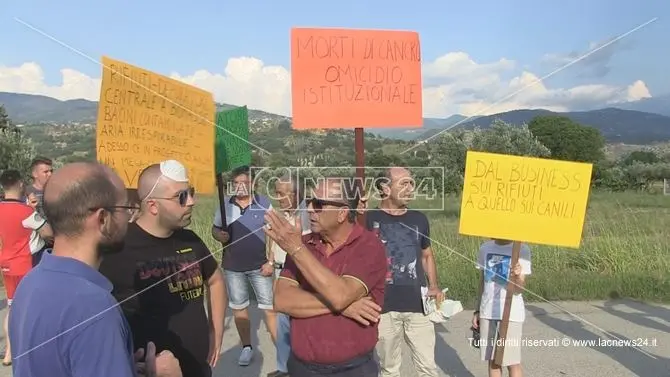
[2,91,670,144]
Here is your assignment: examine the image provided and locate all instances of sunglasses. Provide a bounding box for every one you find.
[306,198,349,212]
[152,186,196,207]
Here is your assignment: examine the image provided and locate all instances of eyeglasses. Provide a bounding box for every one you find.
[306,198,349,212]
[113,205,140,215]
[90,205,140,216]
[151,186,196,207]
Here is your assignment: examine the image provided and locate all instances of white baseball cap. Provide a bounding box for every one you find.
[159,160,188,182]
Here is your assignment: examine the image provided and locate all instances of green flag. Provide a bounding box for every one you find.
[215,106,251,173]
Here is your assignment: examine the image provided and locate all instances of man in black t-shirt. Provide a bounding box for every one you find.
[365,167,443,377]
[100,160,227,377]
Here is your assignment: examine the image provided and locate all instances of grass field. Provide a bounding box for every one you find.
[188,191,670,309]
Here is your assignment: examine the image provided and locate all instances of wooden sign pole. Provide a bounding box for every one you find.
[493,241,521,366]
[215,173,228,236]
[354,127,366,225]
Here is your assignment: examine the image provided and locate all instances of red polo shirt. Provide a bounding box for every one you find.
[279,224,387,364]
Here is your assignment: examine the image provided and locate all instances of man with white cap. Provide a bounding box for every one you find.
[100,160,227,377]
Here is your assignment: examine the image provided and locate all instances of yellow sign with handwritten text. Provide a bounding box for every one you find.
[95,56,216,194]
[458,151,593,248]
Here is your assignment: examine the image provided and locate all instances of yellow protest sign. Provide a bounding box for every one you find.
[458,151,593,248]
[96,56,216,194]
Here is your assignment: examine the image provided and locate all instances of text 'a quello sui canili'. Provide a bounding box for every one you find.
[464,160,585,219]
[297,36,420,105]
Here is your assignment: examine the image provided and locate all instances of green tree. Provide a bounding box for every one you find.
[428,130,468,193]
[528,115,605,163]
[0,105,11,130]
[277,119,292,131]
[0,108,37,182]
[470,120,551,158]
[621,150,659,166]
[624,162,670,191]
[427,120,551,193]
[1,129,36,175]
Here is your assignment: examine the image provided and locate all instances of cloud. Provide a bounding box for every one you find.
[170,57,291,117]
[0,52,651,119]
[0,62,102,101]
[541,37,634,79]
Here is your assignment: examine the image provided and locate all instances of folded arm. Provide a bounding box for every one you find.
[289,246,368,312]
[23,211,53,242]
[274,277,335,318]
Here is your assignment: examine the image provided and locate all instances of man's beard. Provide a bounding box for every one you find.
[97,224,126,255]
[97,238,126,256]
[159,212,190,231]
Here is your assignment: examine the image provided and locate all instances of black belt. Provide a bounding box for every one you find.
[289,351,374,374]
[273,262,284,269]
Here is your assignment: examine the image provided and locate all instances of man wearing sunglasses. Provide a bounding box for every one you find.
[266,177,388,377]
[100,160,227,377]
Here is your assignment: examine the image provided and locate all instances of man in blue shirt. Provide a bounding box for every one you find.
[8,161,181,377]
[211,165,275,367]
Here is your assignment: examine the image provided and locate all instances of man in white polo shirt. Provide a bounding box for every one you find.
[267,172,310,377]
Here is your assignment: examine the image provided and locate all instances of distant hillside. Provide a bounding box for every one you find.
[369,115,472,140]
[0,91,469,141]
[0,92,287,125]
[3,91,670,144]
[4,91,403,166]
[612,94,670,117]
[417,108,670,144]
[0,93,98,124]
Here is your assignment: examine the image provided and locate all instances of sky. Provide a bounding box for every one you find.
[1,0,668,118]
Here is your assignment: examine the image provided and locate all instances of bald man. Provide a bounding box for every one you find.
[366,167,442,377]
[100,160,226,377]
[8,162,181,377]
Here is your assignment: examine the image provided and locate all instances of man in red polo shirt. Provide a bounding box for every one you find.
[0,169,53,365]
[265,177,388,377]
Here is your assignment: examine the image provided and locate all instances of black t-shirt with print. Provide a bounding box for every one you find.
[99,222,218,377]
[365,209,430,314]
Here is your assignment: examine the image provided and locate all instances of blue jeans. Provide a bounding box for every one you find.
[224,268,274,310]
[276,313,291,372]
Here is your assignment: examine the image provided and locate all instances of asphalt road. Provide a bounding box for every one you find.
[0,296,668,376]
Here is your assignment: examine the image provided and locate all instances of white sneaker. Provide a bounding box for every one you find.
[238,346,253,366]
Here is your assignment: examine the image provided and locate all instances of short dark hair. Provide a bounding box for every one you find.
[0,170,22,190]
[30,157,53,171]
[44,169,119,236]
[230,165,251,179]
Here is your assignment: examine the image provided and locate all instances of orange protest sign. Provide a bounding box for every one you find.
[96,56,216,194]
[290,28,423,129]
